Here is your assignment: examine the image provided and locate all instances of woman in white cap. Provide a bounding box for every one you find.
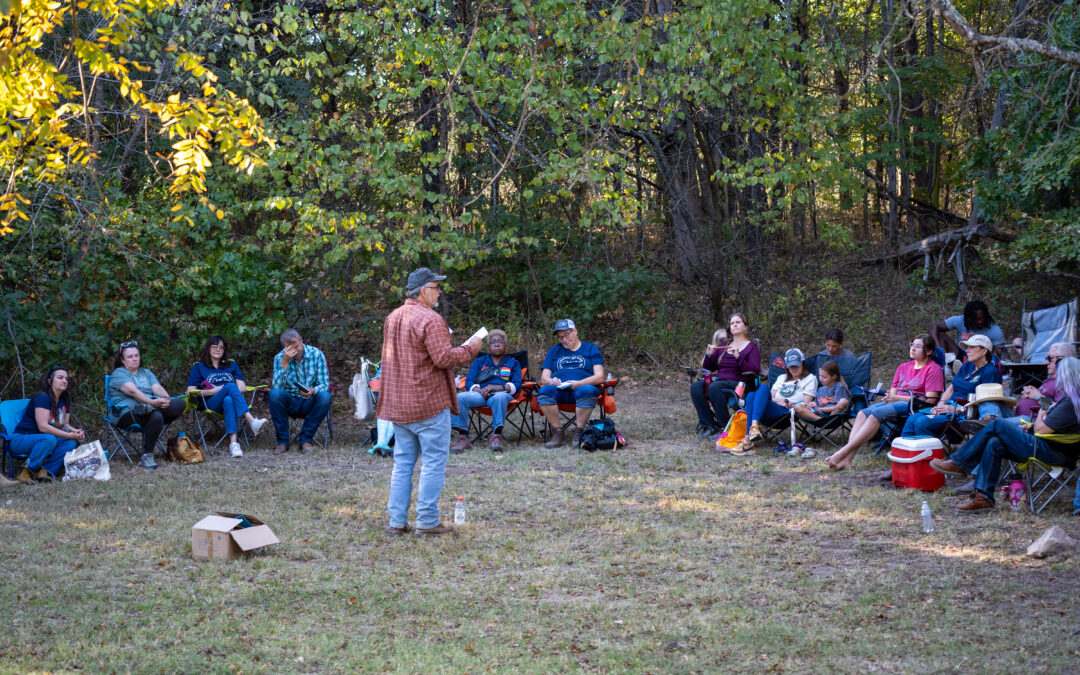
[732,348,816,456]
[901,334,1006,438]
[826,334,944,470]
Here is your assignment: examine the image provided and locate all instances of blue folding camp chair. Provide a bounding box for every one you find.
[1,398,31,478]
[793,352,874,451]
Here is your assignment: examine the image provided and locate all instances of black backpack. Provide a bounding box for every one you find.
[578,418,626,452]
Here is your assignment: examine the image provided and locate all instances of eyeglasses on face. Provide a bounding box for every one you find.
[120,341,138,349]
[488,337,506,343]
[909,342,925,350]
[1047,355,1062,364]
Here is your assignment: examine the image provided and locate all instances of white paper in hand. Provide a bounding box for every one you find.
[556,381,574,389]
[468,326,488,344]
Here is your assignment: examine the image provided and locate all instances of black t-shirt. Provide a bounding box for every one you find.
[1039,396,1080,456]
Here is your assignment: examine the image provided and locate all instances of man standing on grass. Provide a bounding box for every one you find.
[379,268,480,536]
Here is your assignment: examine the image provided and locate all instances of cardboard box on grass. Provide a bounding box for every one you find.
[192,512,280,561]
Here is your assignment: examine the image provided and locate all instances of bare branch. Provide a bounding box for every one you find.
[928,0,1080,70]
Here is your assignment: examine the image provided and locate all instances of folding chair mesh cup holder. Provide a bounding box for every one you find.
[102,374,177,464]
[1002,297,1078,389]
[461,350,536,444]
[1,398,31,478]
[530,377,618,442]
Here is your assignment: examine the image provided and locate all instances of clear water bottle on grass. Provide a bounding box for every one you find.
[921,500,934,533]
[454,496,466,525]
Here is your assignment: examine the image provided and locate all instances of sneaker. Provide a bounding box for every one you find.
[543,429,565,449]
[138,453,158,470]
[788,442,805,457]
[229,442,243,458]
[34,468,54,482]
[745,422,764,443]
[800,447,817,459]
[414,522,454,536]
[249,417,268,437]
[490,433,504,453]
[450,434,472,454]
[729,438,755,456]
[772,441,791,454]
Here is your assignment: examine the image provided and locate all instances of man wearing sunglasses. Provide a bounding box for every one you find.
[378,268,482,536]
[1017,343,1076,419]
[450,329,522,454]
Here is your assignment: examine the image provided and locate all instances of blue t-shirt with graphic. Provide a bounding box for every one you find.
[950,360,1001,403]
[542,342,604,381]
[813,382,850,411]
[187,361,245,389]
[14,392,67,435]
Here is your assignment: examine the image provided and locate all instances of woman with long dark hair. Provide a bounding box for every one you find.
[186,335,267,458]
[9,366,86,482]
[107,341,186,470]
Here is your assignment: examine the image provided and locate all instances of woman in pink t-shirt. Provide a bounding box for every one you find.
[826,334,944,470]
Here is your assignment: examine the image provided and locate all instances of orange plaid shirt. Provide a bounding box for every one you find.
[376,299,478,423]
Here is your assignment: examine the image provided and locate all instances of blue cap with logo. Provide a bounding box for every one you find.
[553,318,576,335]
[783,348,805,367]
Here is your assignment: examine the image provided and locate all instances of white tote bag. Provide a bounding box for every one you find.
[62,440,111,481]
[349,358,376,421]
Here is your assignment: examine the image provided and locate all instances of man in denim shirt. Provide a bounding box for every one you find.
[269,328,331,454]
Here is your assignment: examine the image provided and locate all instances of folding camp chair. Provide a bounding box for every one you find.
[464,350,536,443]
[792,352,874,451]
[1003,297,1078,388]
[102,374,177,463]
[1,398,31,478]
[530,376,618,441]
[1015,456,1076,514]
[254,385,337,449]
[187,392,251,452]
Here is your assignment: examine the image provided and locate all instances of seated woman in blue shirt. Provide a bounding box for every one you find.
[186,335,268,458]
[902,334,1007,438]
[10,366,86,482]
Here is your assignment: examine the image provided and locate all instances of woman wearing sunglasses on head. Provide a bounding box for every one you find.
[107,341,186,470]
[9,366,85,482]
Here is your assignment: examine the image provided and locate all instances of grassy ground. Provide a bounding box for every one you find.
[3,380,1080,673]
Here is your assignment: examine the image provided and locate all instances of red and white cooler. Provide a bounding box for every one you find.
[887,436,945,491]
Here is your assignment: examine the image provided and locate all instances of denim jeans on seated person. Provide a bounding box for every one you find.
[8,434,74,475]
[744,389,790,427]
[903,401,1009,437]
[387,408,450,530]
[268,389,332,444]
[864,400,911,422]
[690,379,739,431]
[536,384,599,408]
[948,418,1073,504]
[452,390,512,433]
[204,382,252,434]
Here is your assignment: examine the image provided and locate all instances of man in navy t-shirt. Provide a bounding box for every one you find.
[537,318,605,448]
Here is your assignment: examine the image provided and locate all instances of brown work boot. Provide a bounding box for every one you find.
[300,442,315,453]
[384,523,413,536]
[490,433,504,453]
[930,458,967,477]
[956,493,994,513]
[414,522,454,536]
[543,428,565,449]
[450,434,472,454]
[273,444,289,455]
[34,468,54,482]
[16,467,33,483]
[571,426,583,448]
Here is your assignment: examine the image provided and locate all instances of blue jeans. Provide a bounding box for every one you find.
[689,379,739,431]
[452,391,512,434]
[949,418,1074,504]
[744,389,789,427]
[205,383,251,434]
[864,400,910,422]
[387,409,451,529]
[268,389,332,444]
[536,384,599,408]
[9,434,74,476]
[902,401,1008,437]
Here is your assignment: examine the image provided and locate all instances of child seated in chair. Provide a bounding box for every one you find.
[794,360,851,421]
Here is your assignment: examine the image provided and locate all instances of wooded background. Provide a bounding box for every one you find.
[2,0,1078,384]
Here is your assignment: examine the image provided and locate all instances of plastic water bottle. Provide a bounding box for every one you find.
[453,496,466,524]
[921,501,934,533]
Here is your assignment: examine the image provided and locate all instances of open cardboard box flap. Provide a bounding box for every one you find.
[231,525,280,550]
[192,511,279,560]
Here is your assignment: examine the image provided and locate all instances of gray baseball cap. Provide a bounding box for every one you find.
[784,348,805,367]
[406,267,446,294]
[553,318,576,334]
